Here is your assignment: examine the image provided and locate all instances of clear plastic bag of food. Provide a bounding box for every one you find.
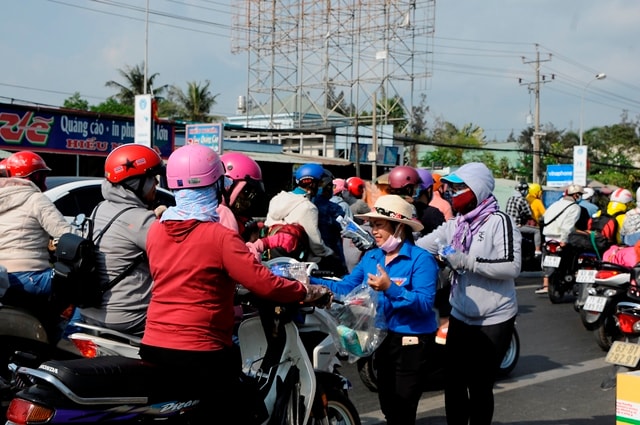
[327,284,387,363]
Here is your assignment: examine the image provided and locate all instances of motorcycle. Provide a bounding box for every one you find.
[601,264,640,389]
[5,285,360,425]
[541,239,599,303]
[574,261,630,351]
[355,323,520,393]
[355,261,520,393]
[57,259,359,424]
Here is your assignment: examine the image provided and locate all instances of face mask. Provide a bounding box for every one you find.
[451,188,477,215]
[380,223,404,253]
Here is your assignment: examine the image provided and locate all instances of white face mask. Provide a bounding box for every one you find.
[379,223,404,253]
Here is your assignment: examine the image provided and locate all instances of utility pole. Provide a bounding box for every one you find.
[521,45,553,184]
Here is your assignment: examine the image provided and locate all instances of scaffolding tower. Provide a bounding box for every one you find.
[231,0,436,133]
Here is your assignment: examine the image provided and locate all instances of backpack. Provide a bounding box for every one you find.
[52,204,144,308]
[588,211,623,244]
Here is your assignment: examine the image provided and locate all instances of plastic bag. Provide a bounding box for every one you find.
[327,284,387,363]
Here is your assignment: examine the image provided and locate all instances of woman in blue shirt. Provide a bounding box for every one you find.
[311,194,439,425]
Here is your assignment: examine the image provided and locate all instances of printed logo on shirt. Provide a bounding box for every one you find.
[391,277,406,286]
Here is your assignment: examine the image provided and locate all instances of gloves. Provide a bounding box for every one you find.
[302,284,332,307]
[263,232,298,253]
[443,251,476,273]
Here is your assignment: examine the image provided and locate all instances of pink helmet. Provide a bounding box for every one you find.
[333,178,346,196]
[388,166,420,190]
[221,152,262,183]
[166,144,224,189]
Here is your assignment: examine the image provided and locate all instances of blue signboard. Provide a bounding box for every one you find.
[0,103,174,158]
[546,164,573,187]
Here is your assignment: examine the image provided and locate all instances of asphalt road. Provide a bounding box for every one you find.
[339,272,618,425]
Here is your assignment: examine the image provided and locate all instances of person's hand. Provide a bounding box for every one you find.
[154,205,168,218]
[263,232,298,253]
[443,251,476,272]
[341,230,375,252]
[367,264,391,291]
[302,284,333,307]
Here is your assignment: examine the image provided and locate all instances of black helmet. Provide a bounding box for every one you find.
[516,181,529,197]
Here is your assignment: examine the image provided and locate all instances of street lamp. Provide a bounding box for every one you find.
[579,73,606,145]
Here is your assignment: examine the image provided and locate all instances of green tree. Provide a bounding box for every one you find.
[167,80,219,123]
[62,92,89,111]
[90,97,134,116]
[420,121,485,167]
[105,62,168,105]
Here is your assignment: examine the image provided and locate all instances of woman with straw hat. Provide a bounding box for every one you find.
[311,194,439,425]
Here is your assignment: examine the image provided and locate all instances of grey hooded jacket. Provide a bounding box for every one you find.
[78,180,157,334]
[416,163,520,326]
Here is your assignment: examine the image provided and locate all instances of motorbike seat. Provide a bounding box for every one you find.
[38,356,161,399]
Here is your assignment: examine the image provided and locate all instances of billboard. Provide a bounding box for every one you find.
[0,103,174,158]
[546,164,573,187]
[185,123,223,154]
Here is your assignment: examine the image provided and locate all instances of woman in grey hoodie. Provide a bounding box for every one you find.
[416,162,520,425]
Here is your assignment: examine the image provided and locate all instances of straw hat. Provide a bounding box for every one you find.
[355,194,424,232]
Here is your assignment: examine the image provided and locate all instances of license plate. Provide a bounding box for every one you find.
[542,255,561,268]
[583,295,607,312]
[605,341,640,367]
[576,269,597,283]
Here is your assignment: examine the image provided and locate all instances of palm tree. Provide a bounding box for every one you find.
[105,62,168,105]
[167,80,219,122]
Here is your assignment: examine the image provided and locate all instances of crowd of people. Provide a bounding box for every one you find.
[3,144,640,425]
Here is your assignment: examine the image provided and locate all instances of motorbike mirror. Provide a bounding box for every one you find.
[73,213,86,226]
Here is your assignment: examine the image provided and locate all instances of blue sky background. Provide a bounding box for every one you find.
[2,0,639,142]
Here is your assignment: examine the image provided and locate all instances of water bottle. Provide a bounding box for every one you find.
[435,238,455,257]
[337,324,364,356]
[337,215,374,250]
[435,238,465,274]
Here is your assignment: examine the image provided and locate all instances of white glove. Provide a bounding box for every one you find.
[444,251,476,273]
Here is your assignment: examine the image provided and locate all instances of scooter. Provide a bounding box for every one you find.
[574,261,630,351]
[601,264,640,389]
[5,286,360,425]
[0,289,80,418]
[542,239,599,303]
[59,259,359,424]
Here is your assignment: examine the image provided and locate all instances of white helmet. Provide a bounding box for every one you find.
[582,187,595,200]
[610,188,633,204]
[566,184,584,196]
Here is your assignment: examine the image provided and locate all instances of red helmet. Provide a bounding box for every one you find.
[346,176,365,198]
[5,151,51,178]
[105,144,163,184]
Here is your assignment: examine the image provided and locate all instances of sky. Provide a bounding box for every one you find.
[2,0,640,142]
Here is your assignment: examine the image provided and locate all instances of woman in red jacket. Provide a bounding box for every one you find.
[140,144,327,424]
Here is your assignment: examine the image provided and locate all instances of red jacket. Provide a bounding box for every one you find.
[142,219,306,351]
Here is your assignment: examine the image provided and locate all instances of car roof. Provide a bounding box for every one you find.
[44,176,175,221]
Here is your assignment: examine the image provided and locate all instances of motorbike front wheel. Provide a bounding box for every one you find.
[313,389,361,425]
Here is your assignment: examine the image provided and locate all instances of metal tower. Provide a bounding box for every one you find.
[231,0,436,133]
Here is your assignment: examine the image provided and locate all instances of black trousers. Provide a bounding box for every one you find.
[376,331,437,425]
[444,315,515,425]
[139,343,251,424]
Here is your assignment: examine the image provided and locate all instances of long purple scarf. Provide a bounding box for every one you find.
[451,194,499,254]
